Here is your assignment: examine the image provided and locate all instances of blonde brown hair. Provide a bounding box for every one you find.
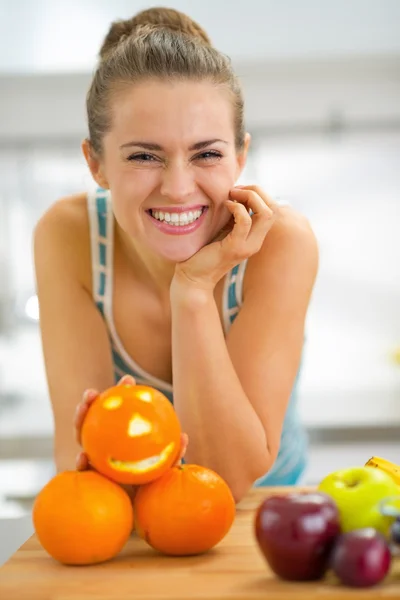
[86,7,245,155]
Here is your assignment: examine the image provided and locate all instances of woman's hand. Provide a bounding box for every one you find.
[173,185,279,292]
[74,374,189,471]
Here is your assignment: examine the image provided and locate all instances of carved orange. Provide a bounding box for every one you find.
[81,383,181,485]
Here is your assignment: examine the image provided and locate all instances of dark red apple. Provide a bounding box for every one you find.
[254,492,341,581]
[330,528,391,587]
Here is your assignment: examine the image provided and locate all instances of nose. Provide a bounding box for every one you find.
[128,414,152,437]
[159,161,196,204]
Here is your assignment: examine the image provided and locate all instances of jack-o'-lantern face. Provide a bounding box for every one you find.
[81,384,181,485]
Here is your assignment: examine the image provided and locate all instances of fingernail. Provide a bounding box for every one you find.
[120,375,135,386]
[83,389,97,402]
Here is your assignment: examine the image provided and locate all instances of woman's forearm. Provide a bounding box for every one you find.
[170,278,271,500]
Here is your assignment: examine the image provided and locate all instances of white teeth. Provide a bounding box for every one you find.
[151,208,204,225]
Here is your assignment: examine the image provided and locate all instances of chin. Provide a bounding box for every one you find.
[156,245,200,264]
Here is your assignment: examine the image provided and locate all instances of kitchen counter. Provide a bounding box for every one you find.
[1,486,400,599]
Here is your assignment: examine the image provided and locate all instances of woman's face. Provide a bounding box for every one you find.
[92,79,249,263]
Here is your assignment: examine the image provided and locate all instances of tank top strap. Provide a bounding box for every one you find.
[221,259,248,334]
[86,186,114,319]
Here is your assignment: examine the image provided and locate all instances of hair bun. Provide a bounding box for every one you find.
[99,7,211,60]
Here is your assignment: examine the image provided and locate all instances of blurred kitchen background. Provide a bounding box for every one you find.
[0,0,400,517]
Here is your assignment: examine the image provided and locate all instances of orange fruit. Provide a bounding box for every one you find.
[32,470,134,565]
[134,464,236,555]
[81,383,181,485]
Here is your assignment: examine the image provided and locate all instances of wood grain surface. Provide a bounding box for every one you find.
[1,486,400,599]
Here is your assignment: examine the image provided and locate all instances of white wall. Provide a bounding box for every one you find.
[250,130,400,428]
[1,56,399,140]
[1,0,400,73]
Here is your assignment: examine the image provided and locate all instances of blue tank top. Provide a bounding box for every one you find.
[87,187,308,486]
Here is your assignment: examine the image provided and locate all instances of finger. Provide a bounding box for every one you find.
[74,392,98,443]
[233,185,281,212]
[118,374,137,386]
[224,199,253,243]
[173,432,189,466]
[229,188,275,245]
[73,404,85,443]
[229,188,274,220]
[179,432,189,458]
[76,451,91,471]
[74,404,90,445]
[81,388,99,409]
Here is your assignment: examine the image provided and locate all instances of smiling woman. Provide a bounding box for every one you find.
[84,76,245,264]
[33,6,319,503]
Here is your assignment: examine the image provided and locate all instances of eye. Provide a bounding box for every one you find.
[127,153,159,163]
[136,390,153,403]
[193,150,223,163]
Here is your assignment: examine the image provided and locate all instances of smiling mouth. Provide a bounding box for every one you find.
[147,207,207,226]
[108,441,176,473]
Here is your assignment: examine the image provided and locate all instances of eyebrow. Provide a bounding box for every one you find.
[120,138,228,151]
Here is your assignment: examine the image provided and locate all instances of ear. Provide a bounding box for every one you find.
[235,132,251,180]
[81,139,109,189]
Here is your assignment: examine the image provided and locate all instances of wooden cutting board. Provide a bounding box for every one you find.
[1,486,400,599]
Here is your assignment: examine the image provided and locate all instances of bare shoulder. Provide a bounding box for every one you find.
[245,205,319,295]
[33,192,92,289]
[34,192,89,238]
[268,205,318,258]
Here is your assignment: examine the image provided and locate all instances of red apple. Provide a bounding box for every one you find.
[330,528,391,587]
[254,492,341,581]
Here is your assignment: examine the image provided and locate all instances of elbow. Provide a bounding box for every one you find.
[230,455,275,504]
[231,482,252,504]
[249,452,275,487]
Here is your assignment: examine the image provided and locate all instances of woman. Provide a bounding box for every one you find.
[34,7,319,503]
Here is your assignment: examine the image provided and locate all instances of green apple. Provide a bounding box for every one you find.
[317,466,399,536]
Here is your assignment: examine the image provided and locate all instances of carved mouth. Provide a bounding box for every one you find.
[108,441,176,473]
